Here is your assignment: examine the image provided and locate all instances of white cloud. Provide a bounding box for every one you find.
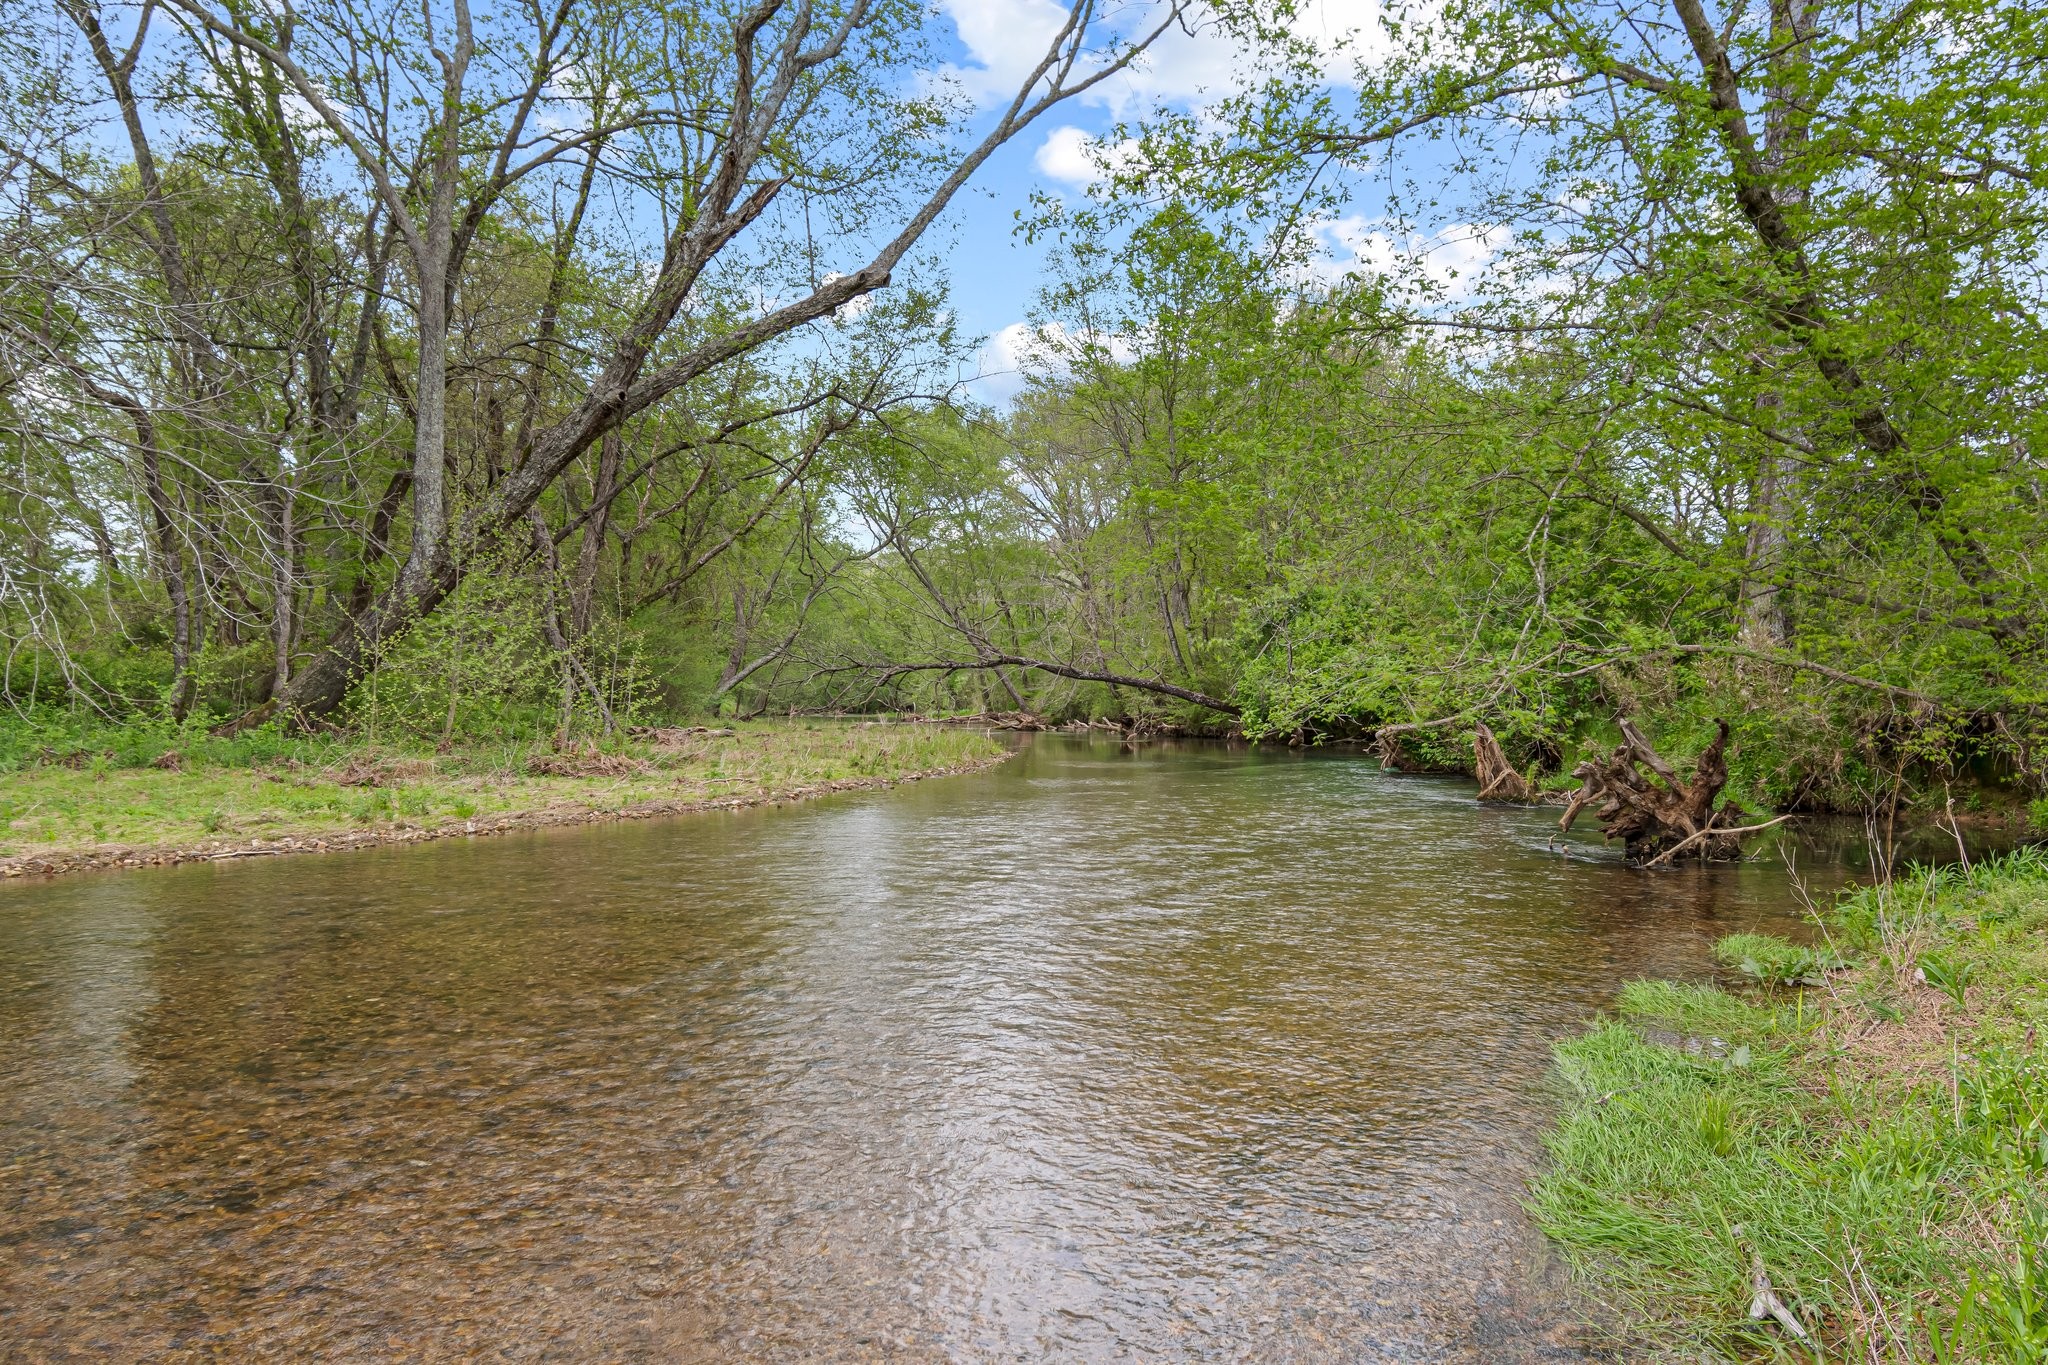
[962,318,1143,404]
[960,319,1044,403]
[1308,215,1509,300]
[935,0,1078,103]
[1032,125,1139,188]
[1292,0,1383,61]
[1113,0,1385,109]
[938,0,1398,116]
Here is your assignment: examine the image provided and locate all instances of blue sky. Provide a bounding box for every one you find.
[920,0,1518,403]
[923,0,1390,401]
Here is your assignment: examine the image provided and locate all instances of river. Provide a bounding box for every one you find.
[1,735,1911,1359]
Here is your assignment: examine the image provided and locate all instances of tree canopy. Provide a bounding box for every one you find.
[4,0,2042,809]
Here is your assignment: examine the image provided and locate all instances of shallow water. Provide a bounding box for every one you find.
[2,736,1891,1360]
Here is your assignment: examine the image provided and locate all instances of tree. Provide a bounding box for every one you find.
[986,0,2046,775]
[4,0,1194,725]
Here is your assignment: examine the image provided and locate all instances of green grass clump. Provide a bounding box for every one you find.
[1534,850,2048,1361]
[1617,978,1781,1037]
[1711,932,1848,988]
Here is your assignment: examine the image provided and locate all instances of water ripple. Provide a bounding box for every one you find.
[0,736,1846,1360]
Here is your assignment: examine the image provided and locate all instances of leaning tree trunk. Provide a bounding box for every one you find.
[1559,718,1753,862]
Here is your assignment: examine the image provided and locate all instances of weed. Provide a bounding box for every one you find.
[349,792,391,824]
[1715,931,1841,987]
[1919,952,1977,1008]
[1694,1092,1738,1158]
[1616,979,1774,1036]
[1950,1203,2048,1361]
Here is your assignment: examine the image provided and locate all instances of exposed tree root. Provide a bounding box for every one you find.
[1473,722,1534,802]
[1559,717,1763,861]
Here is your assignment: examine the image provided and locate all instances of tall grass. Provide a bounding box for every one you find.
[1533,849,2048,1361]
[0,707,351,774]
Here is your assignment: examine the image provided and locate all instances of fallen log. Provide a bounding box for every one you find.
[1641,814,1794,867]
[954,710,1051,731]
[1559,717,1764,862]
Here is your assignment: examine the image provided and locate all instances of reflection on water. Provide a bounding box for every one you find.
[2,736,1877,1360]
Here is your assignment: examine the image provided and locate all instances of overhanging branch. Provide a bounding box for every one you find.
[851,653,1241,716]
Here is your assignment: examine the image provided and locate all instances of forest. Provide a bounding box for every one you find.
[3,0,2043,820]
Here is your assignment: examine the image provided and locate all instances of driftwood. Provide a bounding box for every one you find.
[628,725,737,744]
[954,710,1052,731]
[1472,723,1533,802]
[1731,1224,1812,1342]
[1642,814,1795,867]
[1559,718,1758,862]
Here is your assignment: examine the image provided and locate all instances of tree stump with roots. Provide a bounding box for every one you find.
[1473,722,1534,802]
[1560,717,1754,862]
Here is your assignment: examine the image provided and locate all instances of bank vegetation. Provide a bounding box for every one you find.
[0,715,1003,877]
[1536,851,2048,1360]
[3,0,2041,835]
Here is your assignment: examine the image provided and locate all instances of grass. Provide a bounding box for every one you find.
[1533,848,2048,1362]
[0,715,1003,861]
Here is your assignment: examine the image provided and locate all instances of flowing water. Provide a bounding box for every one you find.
[1,735,1909,1360]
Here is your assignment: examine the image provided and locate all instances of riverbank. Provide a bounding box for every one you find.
[0,723,1008,880]
[1534,851,2048,1360]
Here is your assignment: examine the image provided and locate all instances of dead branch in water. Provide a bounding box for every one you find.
[1641,814,1795,867]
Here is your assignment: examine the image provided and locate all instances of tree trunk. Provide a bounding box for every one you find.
[138,416,196,721]
[1666,0,2017,635]
[568,430,620,636]
[406,252,450,594]
[1735,0,1806,651]
[1739,445,1792,648]
[264,470,297,698]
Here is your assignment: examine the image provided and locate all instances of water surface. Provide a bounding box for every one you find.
[3,736,1871,1359]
